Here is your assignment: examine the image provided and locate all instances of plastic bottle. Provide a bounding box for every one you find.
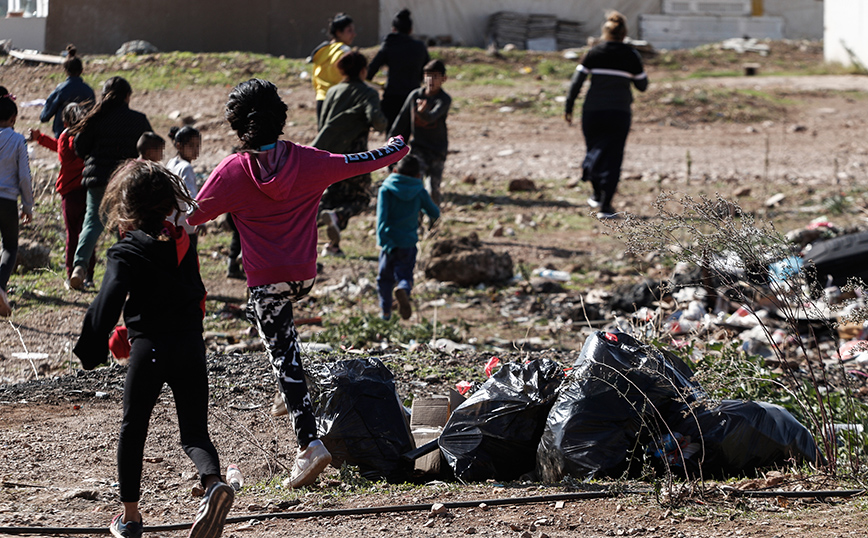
[226,464,243,491]
[536,269,571,282]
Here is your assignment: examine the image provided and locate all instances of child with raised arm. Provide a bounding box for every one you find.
[188,78,408,488]
[376,154,439,320]
[0,92,33,317]
[74,161,233,538]
[28,102,95,285]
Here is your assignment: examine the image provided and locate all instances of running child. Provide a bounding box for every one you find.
[188,78,408,488]
[167,125,202,249]
[74,160,233,538]
[376,154,439,320]
[388,59,451,207]
[69,76,152,290]
[28,103,95,284]
[0,92,33,317]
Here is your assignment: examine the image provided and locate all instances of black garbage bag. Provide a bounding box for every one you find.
[308,357,414,482]
[438,358,566,482]
[681,399,823,476]
[537,331,706,481]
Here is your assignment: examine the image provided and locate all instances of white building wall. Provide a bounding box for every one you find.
[0,15,46,51]
[825,0,868,67]
[377,0,661,47]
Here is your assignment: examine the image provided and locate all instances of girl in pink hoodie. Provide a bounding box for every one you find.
[189,79,408,489]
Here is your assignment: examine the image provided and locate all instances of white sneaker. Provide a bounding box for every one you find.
[587,197,602,209]
[285,440,332,488]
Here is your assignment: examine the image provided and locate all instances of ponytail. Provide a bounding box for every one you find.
[601,11,627,42]
[169,125,201,147]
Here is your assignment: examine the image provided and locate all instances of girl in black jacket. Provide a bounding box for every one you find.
[69,76,152,289]
[564,11,648,218]
[74,161,233,538]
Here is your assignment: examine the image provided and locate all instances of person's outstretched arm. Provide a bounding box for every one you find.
[564,65,588,124]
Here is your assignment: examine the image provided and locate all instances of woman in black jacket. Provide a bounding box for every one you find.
[367,8,430,128]
[564,11,648,219]
[69,76,152,289]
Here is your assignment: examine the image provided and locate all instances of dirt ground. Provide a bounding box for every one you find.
[1,41,868,536]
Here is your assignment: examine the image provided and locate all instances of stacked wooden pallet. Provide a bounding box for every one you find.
[488,11,585,51]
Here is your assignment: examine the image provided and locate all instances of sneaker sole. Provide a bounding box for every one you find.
[288,451,332,489]
[395,288,412,320]
[69,268,86,290]
[189,484,234,538]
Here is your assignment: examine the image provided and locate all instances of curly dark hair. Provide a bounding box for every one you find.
[224,79,287,150]
[101,160,196,235]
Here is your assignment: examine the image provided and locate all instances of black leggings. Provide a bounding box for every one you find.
[0,198,18,291]
[118,333,220,502]
[581,109,632,211]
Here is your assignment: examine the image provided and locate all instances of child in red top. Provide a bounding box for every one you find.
[28,103,95,284]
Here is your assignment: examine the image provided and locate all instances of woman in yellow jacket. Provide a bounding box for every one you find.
[309,13,356,121]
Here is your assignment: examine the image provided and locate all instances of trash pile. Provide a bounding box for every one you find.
[498,220,868,386]
[309,331,822,484]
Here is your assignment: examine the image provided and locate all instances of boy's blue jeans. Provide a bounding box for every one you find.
[377,246,417,318]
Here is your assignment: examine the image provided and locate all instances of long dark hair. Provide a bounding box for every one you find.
[225,79,287,150]
[68,76,131,134]
[101,160,196,235]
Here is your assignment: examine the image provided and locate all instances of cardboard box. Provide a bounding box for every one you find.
[411,426,443,474]
[410,396,450,428]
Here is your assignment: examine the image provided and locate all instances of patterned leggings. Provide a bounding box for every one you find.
[247,280,318,448]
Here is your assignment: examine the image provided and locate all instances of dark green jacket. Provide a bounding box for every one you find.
[312,79,387,154]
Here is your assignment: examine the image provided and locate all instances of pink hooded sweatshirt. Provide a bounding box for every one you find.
[189,136,408,286]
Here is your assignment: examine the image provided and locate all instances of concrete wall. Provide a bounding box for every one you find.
[762,0,823,40]
[824,0,868,67]
[45,0,379,58]
[377,0,663,47]
[640,14,783,50]
[0,15,46,51]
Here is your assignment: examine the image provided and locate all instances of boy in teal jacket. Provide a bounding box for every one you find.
[376,154,439,320]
